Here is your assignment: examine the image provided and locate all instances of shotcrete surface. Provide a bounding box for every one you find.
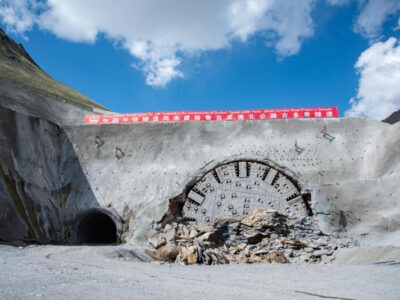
[66,118,400,244]
[1,244,399,300]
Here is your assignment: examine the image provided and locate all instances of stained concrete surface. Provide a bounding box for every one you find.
[1,244,400,300]
[65,118,400,244]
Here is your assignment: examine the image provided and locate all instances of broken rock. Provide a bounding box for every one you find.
[148,236,166,249]
[198,232,217,243]
[187,251,197,265]
[158,244,180,262]
[266,251,288,264]
[146,208,354,265]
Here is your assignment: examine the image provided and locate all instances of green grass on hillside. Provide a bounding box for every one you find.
[0,48,108,111]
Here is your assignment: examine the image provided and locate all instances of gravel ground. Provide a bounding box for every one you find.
[1,244,399,300]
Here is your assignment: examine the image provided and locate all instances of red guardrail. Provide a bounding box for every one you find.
[84,107,338,124]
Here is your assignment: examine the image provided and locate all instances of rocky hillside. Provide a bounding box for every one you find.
[0,105,98,244]
[0,29,101,244]
[0,28,107,111]
[382,109,400,124]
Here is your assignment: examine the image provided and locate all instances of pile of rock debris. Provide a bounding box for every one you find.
[146,209,354,265]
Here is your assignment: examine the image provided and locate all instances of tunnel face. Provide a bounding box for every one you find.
[182,160,308,224]
[76,211,117,244]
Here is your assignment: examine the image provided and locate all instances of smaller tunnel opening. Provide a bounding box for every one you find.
[76,211,118,244]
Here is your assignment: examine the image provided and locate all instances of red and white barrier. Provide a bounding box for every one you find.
[84,107,338,125]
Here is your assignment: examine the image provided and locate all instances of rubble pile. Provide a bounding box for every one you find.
[146,209,353,265]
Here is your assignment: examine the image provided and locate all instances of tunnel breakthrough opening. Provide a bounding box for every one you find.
[76,210,118,245]
[181,160,312,224]
[150,160,328,265]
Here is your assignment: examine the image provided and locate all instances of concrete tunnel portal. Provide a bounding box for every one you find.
[75,210,118,244]
[73,160,311,244]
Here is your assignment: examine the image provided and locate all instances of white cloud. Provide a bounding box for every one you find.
[345,37,400,120]
[230,0,273,41]
[354,0,400,40]
[327,0,400,40]
[0,0,316,87]
[261,1,316,57]
[0,0,37,36]
[143,56,184,87]
[326,0,352,6]
[395,15,400,31]
[38,1,98,43]
[229,0,316,57]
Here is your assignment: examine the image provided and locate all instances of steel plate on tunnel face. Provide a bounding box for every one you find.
[183,161,307,223]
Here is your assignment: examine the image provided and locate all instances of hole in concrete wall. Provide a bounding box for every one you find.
[182,160,311,224]
[302,193,313,216]
[162,159,312,226]
[160,197,185,227]
[76,211,118,244]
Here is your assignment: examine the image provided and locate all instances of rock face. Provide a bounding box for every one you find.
[0,105,98,243]
[146,209,354,265]
[382,110,400,125]
[0,28,40,68]
[0,29,104,244]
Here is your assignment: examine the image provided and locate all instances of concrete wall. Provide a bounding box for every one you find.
[1,77,399,246]
[66,118,400,244]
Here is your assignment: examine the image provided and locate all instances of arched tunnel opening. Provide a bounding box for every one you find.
[76,211,118,244]
[180,160,312,224]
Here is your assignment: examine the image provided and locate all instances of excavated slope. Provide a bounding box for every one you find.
[0,29,102,244]
[0,28,107,111]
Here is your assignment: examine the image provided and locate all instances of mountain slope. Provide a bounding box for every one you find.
[382,109,400,125]
[0,28,107,111]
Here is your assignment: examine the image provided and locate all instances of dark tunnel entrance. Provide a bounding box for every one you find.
[76,211,118,244]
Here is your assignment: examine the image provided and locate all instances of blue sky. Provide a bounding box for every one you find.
[1,0,400,119]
